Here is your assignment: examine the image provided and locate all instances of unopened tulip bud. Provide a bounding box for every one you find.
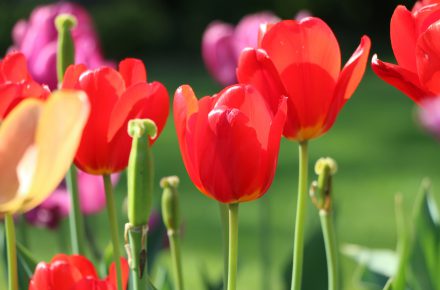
[55,14,77,83]
[310,157,338,211]
[127,119,157,226]
[160,176,180,233]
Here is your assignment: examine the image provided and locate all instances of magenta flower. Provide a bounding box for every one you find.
[202,11,280,86]
[11,2,112,89]
[25,170,119,229]
[419,98,440,141]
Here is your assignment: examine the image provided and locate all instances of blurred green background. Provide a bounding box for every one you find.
[2,0,440,289]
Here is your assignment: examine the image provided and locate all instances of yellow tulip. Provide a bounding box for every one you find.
[0,90,90,216]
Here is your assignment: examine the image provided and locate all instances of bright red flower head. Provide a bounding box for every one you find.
[372,2,440,104]
[237,17,371,141]
[0,51,49,119]
[62,58,169,174]
[174,84,287,203]
[29,254,129,290]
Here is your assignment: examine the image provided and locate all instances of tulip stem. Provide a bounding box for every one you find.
[168,229,184,290]
[319,210,339,290]
[5,214,18,290]
[227,203,239,290]
[218,202,229,290]
[103,174,124,290]
[291,141,309,290]
[67,165,86,255]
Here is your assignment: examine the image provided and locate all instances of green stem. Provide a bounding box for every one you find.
[17,216,29,249]
[5,214,18,290]
[0,223,6,290]
[218,202,229,290]
[103,174,124,290]
[227,203,239,290]
[67,165,86,254]
[128,225,149,290]
[169,230,184,290]
[84,216,103,262]
[291,141,309,290]
[319,210,339,290]
[259,199,271,290]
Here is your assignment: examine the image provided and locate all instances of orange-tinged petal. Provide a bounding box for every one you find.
[0,99,42,214]
[21,90,90,212]
[416,21,440,95]
[391,5,418,72]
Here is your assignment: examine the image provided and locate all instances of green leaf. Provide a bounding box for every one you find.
[154,267,174,290]
[383,278,393,290]
[409,180,440,290]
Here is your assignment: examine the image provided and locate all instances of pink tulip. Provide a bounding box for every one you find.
[26,170,119,229]
[11,2,112,89]
[420,98,440,140]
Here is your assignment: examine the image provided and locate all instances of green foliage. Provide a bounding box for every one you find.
[344,181,440,290]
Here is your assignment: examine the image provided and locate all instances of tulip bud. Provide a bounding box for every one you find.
[127,119,157,226]
[160,176,180,233]
[55,14,77,83]
[310,157,338,211]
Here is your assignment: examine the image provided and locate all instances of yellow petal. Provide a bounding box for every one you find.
[0,100,43,214]
[20,90,90,212]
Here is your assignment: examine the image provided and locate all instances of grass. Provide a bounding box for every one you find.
[8,56,440,290]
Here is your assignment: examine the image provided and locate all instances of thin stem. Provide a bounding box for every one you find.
[259,198,271,290]
[84,216,103,262]
[291,141,309,290]
[169,230,184,290]
[319,210,339,290]
[227,203,239,290]
[5,214,18,290]
[17,215,29,249]
[103,174,123,290]
[66,165,86,254]
[218,202,229,290]
[128,225,149,290]
[0,223,6,290]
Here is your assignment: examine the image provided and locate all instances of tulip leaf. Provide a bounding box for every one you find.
[383,278,394,290]
[407,181,440,290]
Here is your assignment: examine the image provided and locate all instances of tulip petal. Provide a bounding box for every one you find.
[236,48,287,113]
[261,18,341,81]
[416,21,440,95]
[202,21,237,85]
[29,263,51,290]
[21,90,90,212]
[49,260,83,290]
[119,58,147,87]
[62,64,87,89]
[107,258,129,290]
[72,279,111,290]
[371,54,431,103]
[51,254,98,278]
[173,85,204,191]
[390,5,418,72]
[1,51,29,82]
[0,99,42,214]
[0,83,22,118]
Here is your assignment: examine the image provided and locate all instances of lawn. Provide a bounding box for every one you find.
[8,54,440,290]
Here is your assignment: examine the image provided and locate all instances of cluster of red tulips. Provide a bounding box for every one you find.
[1,0,440,290]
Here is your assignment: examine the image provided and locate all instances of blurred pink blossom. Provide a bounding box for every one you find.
[201,10,311,86]
[25,170,119,229]
[419,98,440,140]
[11,2,112,89]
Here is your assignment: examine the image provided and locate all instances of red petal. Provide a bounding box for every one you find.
[106,258,129,290]
[173,85,204,192]
[49,260,83,290]
[0,84,21,119]
[118,58,147,87]
[51,254,98,278]
[372,54,431,103]
[74,67,123,174]
[29,263,51,290]
[390,5,418,72]
[416,21,440,95]
[261,18,341,83]
[1,51,29,83]
[236,48,287,113]
[414,3,440,35]
[62,64,88,89]
[72,278,111,290]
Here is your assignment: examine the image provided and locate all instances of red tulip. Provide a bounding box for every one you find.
[174,84,287,203]
[372,2,440,104]
[62,58,169,174]
[0,51,49,119]
[29,254,129,290]
[237,18,371,141]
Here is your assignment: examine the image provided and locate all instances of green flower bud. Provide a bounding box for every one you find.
[127,119,157,226]
[55,14,77,83]
[160,176,180,233]
[310,157,338,211]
